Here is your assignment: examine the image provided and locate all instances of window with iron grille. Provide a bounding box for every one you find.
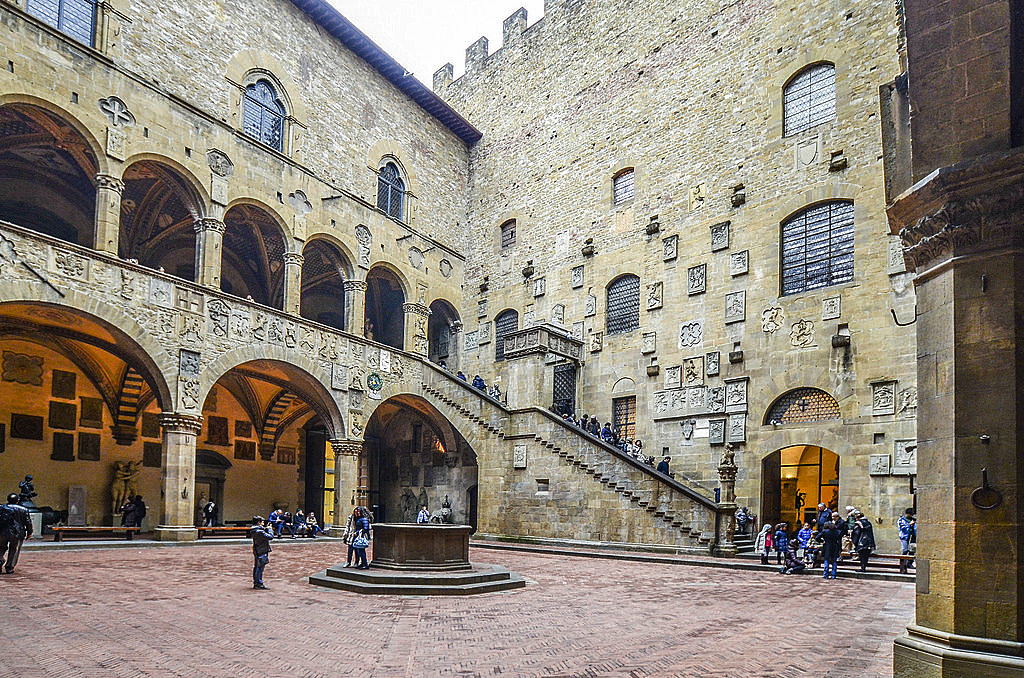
[765,387,841,425]
[377,163,405,221]
[606,274,640,334]
[26,0,95,46]
[780,201,854,296]
[242,80,285,151]
[613,169,635,205]
[494,309,518,361]
[500,219,516,249]
[552,364,577,416]
[612,396,636,439]
[783,63,836,137]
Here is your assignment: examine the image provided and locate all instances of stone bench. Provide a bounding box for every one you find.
[52,526,140,542]
[839,551,915,573]
[197,526,252,539]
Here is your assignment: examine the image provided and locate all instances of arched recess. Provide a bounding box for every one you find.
[761,445,840,531]
[221,201,288,308]
[364,265,406,350]
[427,299,460,366]
[119,158,205,280]
[300,237,351,330]
[363,394,477,528]
[764,387,842,425]
[0,102,99,247]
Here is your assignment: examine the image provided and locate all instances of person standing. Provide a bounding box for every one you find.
[796,522,813,558]
[851,511,876,572]
[120,498,138,528]
[819,518,843,579]
[897,507,916,573]
[0,493,33,574]
[815,503,832,529]
[657,456,671,475]
[755,523,772,565]
[250,515,274,589]
[202,500,217,527]
[416,505,430,524]
[341,508,359,567]
[352,507,372,570]
[774,523,789,565]
[131,495,147,528]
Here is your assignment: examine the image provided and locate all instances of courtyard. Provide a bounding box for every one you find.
[1,542,914,677]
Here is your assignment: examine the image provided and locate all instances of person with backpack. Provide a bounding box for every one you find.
[202,500,217,527]
[819,518,844,579]
[773,523,789,565]
[851,511,876,572]
[1,493,34,574]
[351,507,372,569]
[249,515,274,590]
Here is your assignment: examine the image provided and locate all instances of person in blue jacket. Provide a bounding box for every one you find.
[774,522,789,565]
[796,522,813,558]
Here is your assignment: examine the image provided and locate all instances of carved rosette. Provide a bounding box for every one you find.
[158,413,203,435]
[94,174,125,194]
[893,153,1024,271]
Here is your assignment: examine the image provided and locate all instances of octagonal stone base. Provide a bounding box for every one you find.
[371,523,472,571]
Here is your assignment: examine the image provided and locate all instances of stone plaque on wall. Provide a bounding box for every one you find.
[678,320,703,349]
[822,296,841,321]
[646,281,663,310]
[710,221,730,251]
[665,365,682,389]
[571,265,585,288]
[3,351,43,386]
[277,447,296,465]
[727,413,746,443]
[206,416,229,446]
[48,401,77,430]
[725,378,748,413]
[642,332,657,354]
[478,321,491,345]
[730,250,749,276]
[706,351,720,376]
[234,440,256,461]
[662,235,678,261]
[872,381,896,415]
[77,432,101,461]
[869,454,891,475]
[687,264,706,295]
[143,441,162,467]
[892,439,917,475]
[79,397,103,429]
[331,363,348,391]
[683,357,703,385]
[708,418,726,445]
[533,277,546,297]
[513,444,527,469]
[235,420,252,438]
[724,291,745,323]
[10,414,43,440]
[465,331,479,352]
[51,370,77,399]
[51,432,75,461]
[141,412,161,439]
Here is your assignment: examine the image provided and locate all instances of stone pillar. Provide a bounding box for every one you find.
[193,218,225,288]
[343,279,367,335]
[449,320,464,372]
[330,439,363,525]
[890,151,1024,676]
[714,445,738,557]
[94,174,124,254]
[155,413,202,542]
[403,302,431,355]
[282,251,304,315]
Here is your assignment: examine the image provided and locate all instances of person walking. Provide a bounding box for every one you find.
[471,374,486,390]
[819,518,843,579]
[851,511,876,572]
[341,508,359,567]
[755,523,772,565]
[897,507,916,573]
[773,523,789,565]
[657,456,671,475]
[249,515,274,590]
[0,493,33,574]
[352,507,372,569]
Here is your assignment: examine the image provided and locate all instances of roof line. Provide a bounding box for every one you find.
[288,0,482,144]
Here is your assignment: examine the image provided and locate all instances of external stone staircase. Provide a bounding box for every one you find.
[420,364,732,555]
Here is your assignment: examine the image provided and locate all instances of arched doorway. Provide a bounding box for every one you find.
[221,203,287,308]
[363,395,478,529]
[0,300,171,528]
[300,238,350,330]
[194,449,231,526]
[761,445,840,529]
[200,359,343,524]
[119,159,203,280]
[427,299,459,367]
[364,266,405,350]
[0,103,98,246]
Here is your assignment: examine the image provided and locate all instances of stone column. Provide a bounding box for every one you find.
[94,174,124,254]
[342,279,367,335]
[714,445,738,557]
[282,251,304,315]
[890,152,1024,676]
[155,413,202,541]
[403,302,431,355]
[193,218,225,288]
[449,320,464,372]
[330,439,363,525]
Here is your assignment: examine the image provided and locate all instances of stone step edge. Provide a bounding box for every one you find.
[308,570,526,596]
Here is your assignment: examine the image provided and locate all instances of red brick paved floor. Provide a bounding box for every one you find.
[0,542,913,677]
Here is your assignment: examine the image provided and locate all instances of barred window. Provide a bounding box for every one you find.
[494,309,519,361]
[26,0,95,46]
[500,219,516,249]
[606,274,640,335]
[377,162,405,221]
[243,80,285,151]
[765,387,841,425]
[613,169,635,205]
[781,201,854,296]
[783,63,836,137]
[612,396,636,439]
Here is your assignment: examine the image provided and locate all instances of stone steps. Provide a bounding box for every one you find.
[308,564,526,596]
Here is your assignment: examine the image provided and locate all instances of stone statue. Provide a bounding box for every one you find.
[112,460,142,516]
[417,487,428,514]
[428,494,454,524]
[400,488,417,523]
[720,444,736,468]
[17,475,38,508]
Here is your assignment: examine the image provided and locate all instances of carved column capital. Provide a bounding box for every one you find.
[283,252,305,266]
[193,217,226,234]
[329,439,363,457]
[450,320,464,333]
[343,279,368,293]
[402,302,431,317]
[158,412,203,435]
[95,174,125,194]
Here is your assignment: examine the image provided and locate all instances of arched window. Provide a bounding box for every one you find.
[781,201,854,296]
[765,387,841,425]
[377,162,405,221]
[783,63,836,136]
[494,309,519,361]
[26,0,96,46]
[500,219,516,249]
[606,274,640,334]
[243,80,285,151]
[613,168,635,205]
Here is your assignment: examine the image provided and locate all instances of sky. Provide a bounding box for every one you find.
[327,1,546,85]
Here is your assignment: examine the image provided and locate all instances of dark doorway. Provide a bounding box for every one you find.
[195,449,231,526]
[466,484,478,532]
[553,363,577,416]
[364,267,405,350]
[304,425,328,519]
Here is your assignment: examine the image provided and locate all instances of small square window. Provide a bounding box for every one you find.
[613,169,635,205]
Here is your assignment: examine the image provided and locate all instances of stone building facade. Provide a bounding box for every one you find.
[0,0,915,551]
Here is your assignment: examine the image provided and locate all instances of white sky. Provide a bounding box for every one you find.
[327,1,546,84]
